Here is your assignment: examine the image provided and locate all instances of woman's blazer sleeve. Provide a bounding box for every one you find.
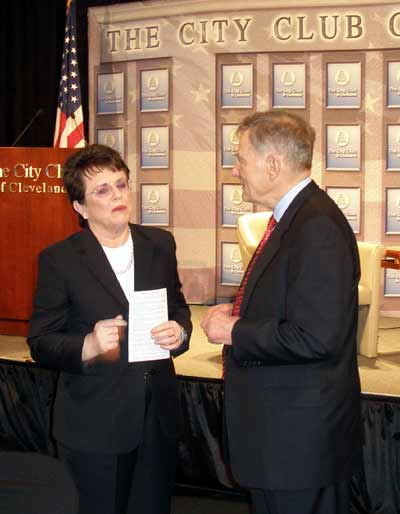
[28,247,85,374]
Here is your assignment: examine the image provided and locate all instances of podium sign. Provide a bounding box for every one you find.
[0,148,79,335]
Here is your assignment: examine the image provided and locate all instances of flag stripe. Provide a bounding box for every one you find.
[68,123,85,147]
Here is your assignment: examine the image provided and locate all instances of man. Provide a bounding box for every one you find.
[201,111,362,514]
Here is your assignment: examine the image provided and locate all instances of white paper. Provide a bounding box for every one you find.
[128,288,170,362]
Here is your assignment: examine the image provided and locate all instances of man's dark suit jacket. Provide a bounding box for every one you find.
[28,224,192,454]
[225,180,362,491]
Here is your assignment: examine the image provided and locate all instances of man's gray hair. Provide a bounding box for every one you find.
[237,111,316,170]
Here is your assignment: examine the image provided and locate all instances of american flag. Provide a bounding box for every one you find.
[54,0,85,148]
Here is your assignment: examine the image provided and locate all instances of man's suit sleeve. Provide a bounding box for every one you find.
[28,249,85,374]
[231,215,358,365]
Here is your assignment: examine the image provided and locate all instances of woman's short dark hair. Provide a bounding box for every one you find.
[62,144,130,226]
[63,144,130,203]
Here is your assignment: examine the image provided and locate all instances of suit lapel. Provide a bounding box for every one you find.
[240,222,283,312]
[73,225,157,305]
[130,225,155,292]
[72,228,129,309]
[240,181,319,313]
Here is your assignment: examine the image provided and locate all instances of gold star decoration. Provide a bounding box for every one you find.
[190,83,210,103]
[128,89,137,105]
[172,114,184,128]
[364,92,379,114]
[256,94,269,110]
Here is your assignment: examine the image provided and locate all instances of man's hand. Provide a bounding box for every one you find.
[82,314,127,362]
[151,320,184,350]
[200,303,239,345]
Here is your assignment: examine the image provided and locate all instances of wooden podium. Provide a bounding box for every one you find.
[0,148,80,336]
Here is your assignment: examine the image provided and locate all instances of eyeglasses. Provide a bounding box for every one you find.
[86,179,131,199]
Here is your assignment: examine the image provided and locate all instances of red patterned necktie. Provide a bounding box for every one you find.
[232,214,277,316]
[222,214,277,377]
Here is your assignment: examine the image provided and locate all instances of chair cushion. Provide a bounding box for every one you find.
[358,284,371,305]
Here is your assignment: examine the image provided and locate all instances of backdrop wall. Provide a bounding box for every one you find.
[88,0,400,310]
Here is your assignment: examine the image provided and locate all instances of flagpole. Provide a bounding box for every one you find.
[54,0,86,148]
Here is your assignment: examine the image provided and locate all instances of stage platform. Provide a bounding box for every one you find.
[1,306,400,396]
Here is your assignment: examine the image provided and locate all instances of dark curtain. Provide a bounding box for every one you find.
[0,1,66,147]
[0,0,140,148]
[351,395,400,514]
[0,362,56,454]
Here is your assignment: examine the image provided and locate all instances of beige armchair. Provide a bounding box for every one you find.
[237,212,385,358]
[237,211,273,268]
[357,242,386,357]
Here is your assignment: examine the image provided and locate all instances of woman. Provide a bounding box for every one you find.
[28,144,192,514]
